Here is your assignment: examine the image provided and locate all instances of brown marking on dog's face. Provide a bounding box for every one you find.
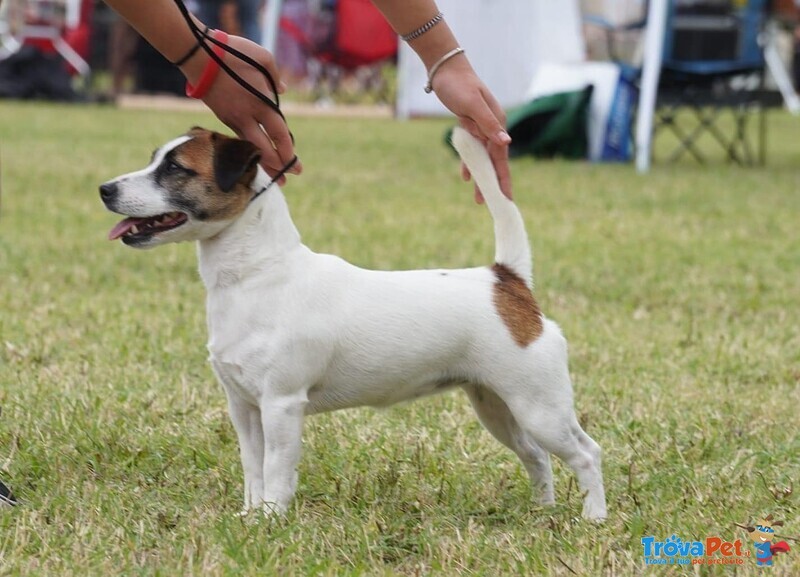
[159,128,261,221]
[492,263,543,347]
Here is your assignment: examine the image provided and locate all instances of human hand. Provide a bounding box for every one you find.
[181,35,302,184]
[431,55,512,203]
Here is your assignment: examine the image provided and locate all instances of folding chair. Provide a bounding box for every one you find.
[653,0,774,165]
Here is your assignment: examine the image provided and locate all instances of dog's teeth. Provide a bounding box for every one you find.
[130,225,138,234]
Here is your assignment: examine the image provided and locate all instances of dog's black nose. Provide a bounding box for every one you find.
[99,182,118,202]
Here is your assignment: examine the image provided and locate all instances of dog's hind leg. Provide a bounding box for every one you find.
[531,415,605,521]
[464,384,555,506]
[222,385,265,513]
[497,382,606,520]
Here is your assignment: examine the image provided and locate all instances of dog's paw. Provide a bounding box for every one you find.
[581,500,607,523]
[261,500,289,517]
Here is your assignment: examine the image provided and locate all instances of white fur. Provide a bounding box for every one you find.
[102,128,607,520]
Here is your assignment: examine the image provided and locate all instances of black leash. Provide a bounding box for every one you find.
[171,0,298,201]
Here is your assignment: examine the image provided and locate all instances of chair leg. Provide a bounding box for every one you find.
[702,106,747,165]
[662,105,708,164]
[653,76,769,168]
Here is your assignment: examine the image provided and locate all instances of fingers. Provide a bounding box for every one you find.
[487,139,512,199]
[474,86,511,147]
[236,41,301,177]
[257,110,302,175]
[458,108,512,201]
[201,35,301,184]
[459,116,483,142]
[251,42,287,96]
[470,89,512,198]
[473,184,485,205]
[240,124,286,183]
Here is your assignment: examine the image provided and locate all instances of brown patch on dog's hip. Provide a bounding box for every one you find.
[491,263,543,347]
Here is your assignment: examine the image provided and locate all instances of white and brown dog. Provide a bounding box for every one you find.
[99,127,606,520]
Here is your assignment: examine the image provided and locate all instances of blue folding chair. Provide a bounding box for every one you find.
[655,0,776,165]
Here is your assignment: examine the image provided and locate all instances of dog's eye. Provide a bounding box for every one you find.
[159,158,196,178]
[165,160,183,173]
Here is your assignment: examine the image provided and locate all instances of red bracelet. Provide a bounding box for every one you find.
[185,29,229,99]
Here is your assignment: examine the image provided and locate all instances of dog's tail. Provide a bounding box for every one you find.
[450,127,532,288]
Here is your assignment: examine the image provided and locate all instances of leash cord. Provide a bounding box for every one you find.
[171,0,298,200]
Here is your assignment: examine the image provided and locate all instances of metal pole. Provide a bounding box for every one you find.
[635,0,668,173]
[261,0,284,54]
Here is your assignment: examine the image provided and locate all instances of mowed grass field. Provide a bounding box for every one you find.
[0,100,798,576]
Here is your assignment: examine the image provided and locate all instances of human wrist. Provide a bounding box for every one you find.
[406,20,460,71]
[424,47,465,93]
[171,25,209,67]
[184,29,228,99]
[179,49,210,86]
[147,12,208,67]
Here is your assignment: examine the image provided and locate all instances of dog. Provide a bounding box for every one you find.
[99,126,607,520]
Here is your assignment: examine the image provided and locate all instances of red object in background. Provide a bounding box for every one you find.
[279,0,397,70]
[24,0,93,75]
[333,0,397,68]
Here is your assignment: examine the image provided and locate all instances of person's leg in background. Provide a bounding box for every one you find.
[236,0,263,43]
[195,0,224,31]
[109,17,138,96]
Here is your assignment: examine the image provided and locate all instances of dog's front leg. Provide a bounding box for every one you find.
[259,393,306,515]
[222,384,265,513]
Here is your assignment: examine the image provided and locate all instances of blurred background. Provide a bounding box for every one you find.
[1,0,799,167]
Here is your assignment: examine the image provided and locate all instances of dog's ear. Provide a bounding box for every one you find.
[212,134,261,192]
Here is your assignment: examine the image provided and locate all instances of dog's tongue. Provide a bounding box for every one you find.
[108,217,145,241]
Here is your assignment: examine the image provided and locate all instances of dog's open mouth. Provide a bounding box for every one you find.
[108,211,188,241]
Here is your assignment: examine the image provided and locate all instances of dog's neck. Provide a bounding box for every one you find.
[198,168,303,290]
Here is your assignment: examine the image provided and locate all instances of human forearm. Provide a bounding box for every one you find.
[104,0,299,180]
[369,0,460,70]
[371,0,512,199]
[103,0,208,82]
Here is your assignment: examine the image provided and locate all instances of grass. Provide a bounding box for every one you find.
[0,100,798,576]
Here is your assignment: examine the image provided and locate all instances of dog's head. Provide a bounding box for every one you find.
[100,127,261,248]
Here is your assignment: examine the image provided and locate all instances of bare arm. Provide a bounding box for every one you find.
[370,0,512,200]
[103,0,301,181]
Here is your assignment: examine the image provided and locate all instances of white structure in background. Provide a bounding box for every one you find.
[258,0,798,172]
[262,0,283,54]
[396,0,585,118]
[634,0,668,173]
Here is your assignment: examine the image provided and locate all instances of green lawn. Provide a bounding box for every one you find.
[0,100,798,576]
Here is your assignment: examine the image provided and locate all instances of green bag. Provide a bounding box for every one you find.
[505,86,593,159]
[444,86,592,160]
